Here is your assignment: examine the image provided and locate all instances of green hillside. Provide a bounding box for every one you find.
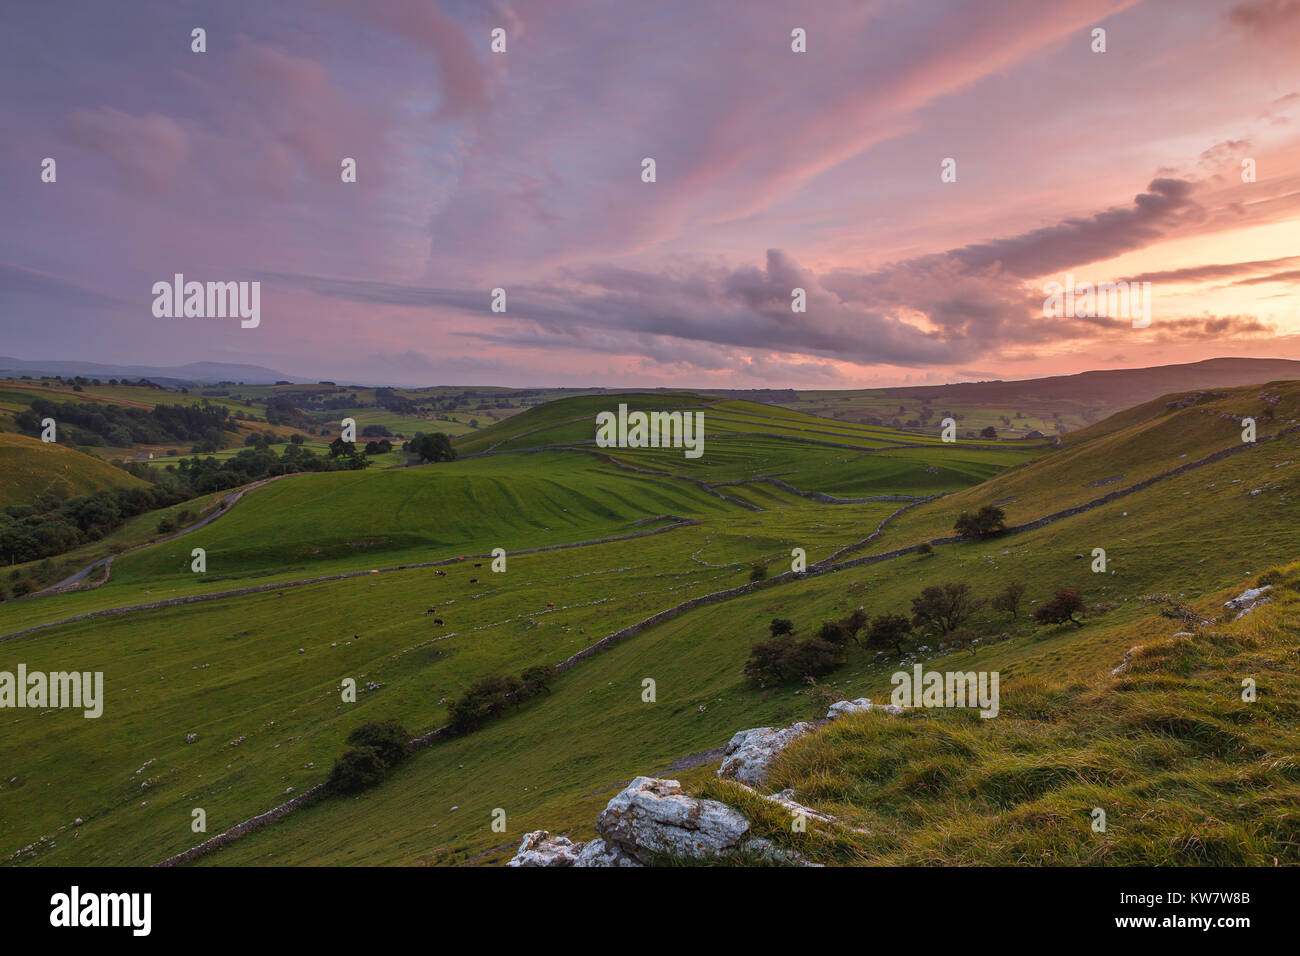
[0,431,147,507]
[1,382,1296,867]
[452,391,714,456]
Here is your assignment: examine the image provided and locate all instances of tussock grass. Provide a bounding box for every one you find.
[720,562,1300,865]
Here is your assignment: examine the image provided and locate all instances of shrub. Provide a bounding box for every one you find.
[945,626,980,654]
[768,617,794,637]
[781,637,843,681]
[917,542,934,555]
[10,577,39,597]
[840,608,869,643]
[1034,588,1086,627]
[446,666,553,735]
[990,581,1027,620]
[520,665,554,695]
[345,719,411,768]
[156,517,177,534]
[864,613,913,654]
[748,563,768,582]
[744,637,794,684]
[911,582,977,634]
[328,747,387,794]
[744,636,843,684]
[953,506,1007,540]
[817,620,849,646]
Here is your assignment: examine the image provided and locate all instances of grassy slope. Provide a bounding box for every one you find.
[0,432,147,507]
[453,391,716,456]
[3,384,1294,866]
[707,562,1300,866]
[188,386,1298,866]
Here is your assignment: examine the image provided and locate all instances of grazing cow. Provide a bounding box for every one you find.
[469,578,478,584]
[474,563,482,568]
[435,570,447,577]
[433,618,444,625]
[426,607,436,615]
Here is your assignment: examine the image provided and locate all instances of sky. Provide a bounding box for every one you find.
[1,0,1298,388]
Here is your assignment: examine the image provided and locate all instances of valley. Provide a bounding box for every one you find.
[1,380,1295,866]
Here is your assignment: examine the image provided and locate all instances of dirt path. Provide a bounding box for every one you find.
[32,473,304,596]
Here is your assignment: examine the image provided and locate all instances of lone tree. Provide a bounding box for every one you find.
[1034,588,1086,627]
[990,581,1027,620]
[980,426,998,438]
[864,613,913,655]
[768,617,794,637]
[407,432,456,463]
[954,505,1007,540]
[911,581,977,634]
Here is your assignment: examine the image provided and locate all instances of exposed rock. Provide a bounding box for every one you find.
[1225,585,1272,619]
[1112,645,1143,676]
[596,776,751,863]
[826,697,872,719]
[574,837,642,867]
[718,723,815,786]
[507,830,582,867]
[738,837,822,867]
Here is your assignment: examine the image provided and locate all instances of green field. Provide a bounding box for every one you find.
[0,432,148,507]
[1,383,1297,867]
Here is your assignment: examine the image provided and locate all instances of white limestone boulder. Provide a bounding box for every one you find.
[506,830,582,867]
[596,776,750,862]
[717,722,815,786]
[826,698,872,719]
[1225,585,1272,619]
[573,837,642,867]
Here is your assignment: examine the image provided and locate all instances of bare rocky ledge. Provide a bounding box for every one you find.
[508,697,902,867]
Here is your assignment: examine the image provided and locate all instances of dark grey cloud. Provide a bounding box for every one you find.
[943,179,1202,278]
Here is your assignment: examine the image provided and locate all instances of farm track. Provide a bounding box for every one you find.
[30,473,307,596]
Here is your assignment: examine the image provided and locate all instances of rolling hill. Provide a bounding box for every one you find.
[0,431,147,507]
[0,381,1296,867]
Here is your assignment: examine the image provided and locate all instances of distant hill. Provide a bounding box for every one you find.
[0,432,147,507]
[877,357,1300,405]
[0,356,294,386]
[759,357,1300,436]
